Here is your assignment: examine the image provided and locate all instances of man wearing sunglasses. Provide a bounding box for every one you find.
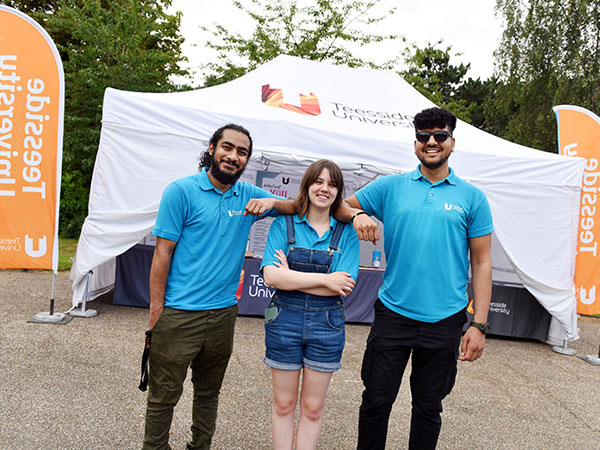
[344,107,493,449]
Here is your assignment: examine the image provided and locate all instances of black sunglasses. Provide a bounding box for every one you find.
[415,131,452,144]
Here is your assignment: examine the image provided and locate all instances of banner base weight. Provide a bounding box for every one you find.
[28,312,72,325]
[578,355,600,366]
[70,309,98,318]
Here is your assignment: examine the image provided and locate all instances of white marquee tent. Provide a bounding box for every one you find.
[70,55,585,344]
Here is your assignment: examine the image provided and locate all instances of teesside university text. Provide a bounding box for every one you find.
[0,55,49,200]
[330,102,415,127]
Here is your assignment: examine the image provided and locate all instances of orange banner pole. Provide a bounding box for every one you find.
[554,105,600,315]
[0,6,64,273]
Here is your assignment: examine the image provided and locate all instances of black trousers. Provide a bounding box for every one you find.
[357,299,466,450]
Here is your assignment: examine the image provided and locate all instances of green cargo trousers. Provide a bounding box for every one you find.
[142,304,238,450]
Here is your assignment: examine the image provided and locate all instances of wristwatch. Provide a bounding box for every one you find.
[470,321,489,334]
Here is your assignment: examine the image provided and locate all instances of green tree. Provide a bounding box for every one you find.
[401,43,469,104]
[399,41,501,130]
[400,42,472,119]
[10,0,189,237]
[494,0,600,152]
[457,77,512,135]
[202,0,399,87]
[2,0,58,14]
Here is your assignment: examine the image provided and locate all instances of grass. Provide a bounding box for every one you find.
[58,237,78,271]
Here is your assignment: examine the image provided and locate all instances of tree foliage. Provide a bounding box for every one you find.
[399,42,501,131]
[493,0,600,152]
[7,0,189,237]
[400,42,472,119]
[202,0,399,87]
[401,42,470,105]
[3,0,58,14]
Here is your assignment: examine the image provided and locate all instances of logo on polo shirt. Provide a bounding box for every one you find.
[228,210,243,217]
[444,203,464,214]
[261,84,321,116]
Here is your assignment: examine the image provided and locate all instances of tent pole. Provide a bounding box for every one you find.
[81,271,89,312]
[69,270,98,318]
[551,339,576,356]
[49,271,55,315]
[29,271,70,324]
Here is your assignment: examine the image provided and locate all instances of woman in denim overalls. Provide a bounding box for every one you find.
[261,160,360,449]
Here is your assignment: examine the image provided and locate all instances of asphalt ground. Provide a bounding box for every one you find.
[1,270,599,449]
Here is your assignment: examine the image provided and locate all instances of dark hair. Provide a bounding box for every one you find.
[294,159,345,218]
[198,123,253,170]
[413,107,457,133]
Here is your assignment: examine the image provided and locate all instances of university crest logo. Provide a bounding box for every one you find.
[261,84,321,116]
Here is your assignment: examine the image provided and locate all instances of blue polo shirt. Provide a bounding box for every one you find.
[261,215,360,280]
[356,166,494,322]
[153,168,279,310]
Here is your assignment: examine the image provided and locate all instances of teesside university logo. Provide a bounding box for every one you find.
[260,83,414,128]
[261,84,321,116]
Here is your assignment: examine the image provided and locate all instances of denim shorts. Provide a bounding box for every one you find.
[264,291,345,372]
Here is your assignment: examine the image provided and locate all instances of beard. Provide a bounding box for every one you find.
[208,152,246,185]
[417,147,451,170]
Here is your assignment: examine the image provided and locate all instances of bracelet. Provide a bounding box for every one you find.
[351,211,368,223]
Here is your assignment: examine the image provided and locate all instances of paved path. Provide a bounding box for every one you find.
[1,270,599,449]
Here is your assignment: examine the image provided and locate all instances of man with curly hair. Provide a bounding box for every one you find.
[143,124,293,450]
[346,107,494,449]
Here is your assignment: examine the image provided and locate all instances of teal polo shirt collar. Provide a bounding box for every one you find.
[410,165,457,186]
[294,214,336,241]
[198,167,241,196]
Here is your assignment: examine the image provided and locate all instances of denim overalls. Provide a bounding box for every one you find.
[264,215,347,372]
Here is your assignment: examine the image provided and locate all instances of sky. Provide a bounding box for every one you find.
[168,0,505,85]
